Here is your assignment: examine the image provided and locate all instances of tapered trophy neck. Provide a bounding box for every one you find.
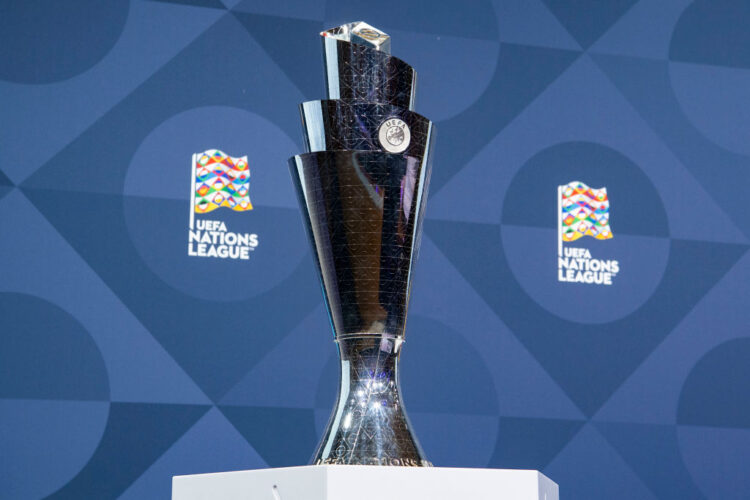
[313,335,430,466]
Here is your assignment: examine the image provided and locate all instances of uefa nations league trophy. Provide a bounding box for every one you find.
[173,21,559,500]
[289,22,435,467]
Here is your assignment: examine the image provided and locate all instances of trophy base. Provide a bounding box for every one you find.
[172,466,558,500]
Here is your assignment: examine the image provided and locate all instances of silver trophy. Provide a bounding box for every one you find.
[289,22,434,467]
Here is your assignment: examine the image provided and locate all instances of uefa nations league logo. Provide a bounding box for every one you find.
[187,149,259,260]
[557,181,619,285]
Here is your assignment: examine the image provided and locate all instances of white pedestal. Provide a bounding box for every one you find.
[172,465,558,500]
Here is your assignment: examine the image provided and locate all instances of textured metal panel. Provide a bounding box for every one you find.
[300,100,433,159]
[289,150,431,340]
[322,37,417,110]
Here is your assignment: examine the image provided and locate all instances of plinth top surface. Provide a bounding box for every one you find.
[173,466,558,500]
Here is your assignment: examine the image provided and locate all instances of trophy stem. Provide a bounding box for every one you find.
[313,335,431,467]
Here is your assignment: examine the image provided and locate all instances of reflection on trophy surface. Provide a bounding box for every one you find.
[289,22,434,466]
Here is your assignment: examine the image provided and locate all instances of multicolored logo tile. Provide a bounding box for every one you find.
[188,149,259,260]
[559,181,613,243]
[557,181,619,286]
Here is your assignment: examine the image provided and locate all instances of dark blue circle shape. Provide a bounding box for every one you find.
[677,338,750,498]
[502,141,668,237]
[501,141,670,324]
[402,315,499,416]
[677,338,750,429]
[0,293,110,498]
[0,0,129,84]
[670,0,750,69]
[123,106,306,302]
[0,292,109,400]
[668,0,750,156]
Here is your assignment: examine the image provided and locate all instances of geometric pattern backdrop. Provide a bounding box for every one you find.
[1,1,749,498]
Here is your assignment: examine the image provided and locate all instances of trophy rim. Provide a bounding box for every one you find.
[299,99,431,123]
[322,36,417,110]
[322,36,416,77]
[320,21,391,54]
[298,99,434,156]
[289,149,424,164]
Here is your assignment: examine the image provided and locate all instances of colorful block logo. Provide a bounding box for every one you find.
[192,149,253,214]
[187,149,259,260]
[559,181,612,243]
[556,181,619,285]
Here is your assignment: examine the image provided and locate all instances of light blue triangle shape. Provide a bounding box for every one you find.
[493,0,581,50]
[118,407,267,500]
[220,303,332,408]
[410,237,585,420]
[0,191,210,404]
[545,423,659,499]
[591,0,692,59]
[0,2,226,185]
[595,251,750,424]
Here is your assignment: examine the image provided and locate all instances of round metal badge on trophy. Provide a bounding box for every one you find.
[289,21,435,467]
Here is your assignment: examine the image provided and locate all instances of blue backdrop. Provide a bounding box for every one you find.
[2,0,749,498]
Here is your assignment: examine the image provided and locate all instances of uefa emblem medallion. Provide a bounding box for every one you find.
[378,118,411,153]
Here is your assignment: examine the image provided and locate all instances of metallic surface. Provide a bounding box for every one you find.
[289,151,430,340]
[321,21,391,53]
[300,100,433,160]
[312,336,430,466]
[289,22,434,467]
[323,37,416,110]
